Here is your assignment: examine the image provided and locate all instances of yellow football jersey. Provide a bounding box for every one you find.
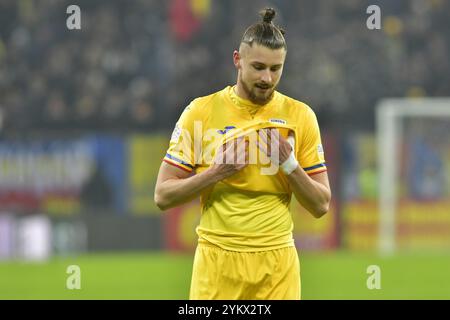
[163,86,326,251]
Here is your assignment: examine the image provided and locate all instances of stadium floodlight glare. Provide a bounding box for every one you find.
[376,98,450,255]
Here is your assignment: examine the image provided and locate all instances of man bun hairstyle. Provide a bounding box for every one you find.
[261,7,276,24]
[241,7,286,50]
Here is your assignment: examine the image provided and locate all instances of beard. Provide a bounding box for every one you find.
[240,73,276,105]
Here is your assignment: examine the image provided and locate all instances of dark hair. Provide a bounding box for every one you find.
[241,8,286,50]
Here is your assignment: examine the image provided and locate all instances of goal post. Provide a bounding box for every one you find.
[376,98,450,255]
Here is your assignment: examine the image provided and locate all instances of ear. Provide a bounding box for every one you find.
[233,50,241,69]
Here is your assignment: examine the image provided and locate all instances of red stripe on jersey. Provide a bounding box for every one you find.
[307,169,327,176]
[163,159,193,173]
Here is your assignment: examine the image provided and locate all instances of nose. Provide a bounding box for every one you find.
[260,70,272,84]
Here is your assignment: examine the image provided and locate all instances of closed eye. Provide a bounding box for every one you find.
[271,65,282,71]
[252,64,265,70]
[251,63,283,71]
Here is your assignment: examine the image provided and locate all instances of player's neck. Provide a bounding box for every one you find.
[234,82,251,102]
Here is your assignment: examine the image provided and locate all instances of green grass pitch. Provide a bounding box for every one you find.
[1,251,449,299]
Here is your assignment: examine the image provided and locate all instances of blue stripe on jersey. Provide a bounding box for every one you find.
[165,153,194,169]
[303,163,326,171]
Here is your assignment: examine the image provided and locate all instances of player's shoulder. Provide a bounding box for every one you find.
[188,87,228,112]
[177,90,219,121]
[276,91,317,118]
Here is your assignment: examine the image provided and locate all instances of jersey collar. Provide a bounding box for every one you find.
[227,85,279,118]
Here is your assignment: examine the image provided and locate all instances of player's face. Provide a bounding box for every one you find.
[235,44,286,105]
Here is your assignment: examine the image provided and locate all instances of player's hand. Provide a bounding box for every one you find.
[256,128,293,165]
[208,136,249,180]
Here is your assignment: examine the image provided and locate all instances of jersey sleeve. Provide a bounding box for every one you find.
[163,102,198,172]
[297,107,327,176]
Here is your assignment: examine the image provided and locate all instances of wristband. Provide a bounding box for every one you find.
[280,151,298,175]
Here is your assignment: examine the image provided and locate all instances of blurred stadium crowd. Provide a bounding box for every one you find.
[0,0,449,134]
[0,0,449,260]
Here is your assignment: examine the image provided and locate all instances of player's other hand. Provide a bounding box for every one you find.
[209,136,249,181]
[256,128,293,165]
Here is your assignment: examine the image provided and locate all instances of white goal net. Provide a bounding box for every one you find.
[377,98,450,254]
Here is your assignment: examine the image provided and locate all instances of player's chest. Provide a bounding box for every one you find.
[205,106,293,136]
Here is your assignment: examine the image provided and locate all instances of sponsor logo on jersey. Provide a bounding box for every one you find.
[269,118,287,125]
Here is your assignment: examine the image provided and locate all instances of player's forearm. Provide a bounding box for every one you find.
[155,168,220,211]
[285,167,331,218]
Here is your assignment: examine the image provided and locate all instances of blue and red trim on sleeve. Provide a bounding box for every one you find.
[303,162,327,175]
[163,153,194,172]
